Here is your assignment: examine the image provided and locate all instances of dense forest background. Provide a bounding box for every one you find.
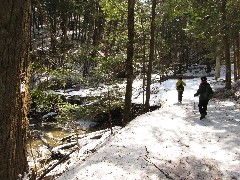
[1,0,240,179]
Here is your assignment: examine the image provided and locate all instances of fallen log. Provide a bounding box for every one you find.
[37,148,77,180]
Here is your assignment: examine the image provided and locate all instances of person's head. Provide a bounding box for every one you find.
[179,77,182,80]
[201,76,207,81]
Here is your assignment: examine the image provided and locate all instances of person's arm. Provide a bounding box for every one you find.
[194,85,201,96]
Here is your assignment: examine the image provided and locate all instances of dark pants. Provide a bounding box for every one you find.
[178,91,183,102]
[198,100,209,115]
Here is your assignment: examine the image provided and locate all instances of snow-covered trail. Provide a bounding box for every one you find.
[57,87,240,180]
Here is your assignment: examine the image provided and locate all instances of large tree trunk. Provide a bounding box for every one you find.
[236,33,240,80]
[215,55,221,79]
[123,0,135,126]
[222,0,231,89]
[0,0,31,179]
[60,12,69,66]
[233,42,237,81]
[215,46,221,79]
[145,0,156,111]
[50,13,57,53]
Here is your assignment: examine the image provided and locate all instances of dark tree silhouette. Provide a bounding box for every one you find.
[123,0,135,126]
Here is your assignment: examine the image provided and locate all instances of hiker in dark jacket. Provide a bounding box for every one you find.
[194,76,214,120]
[176,77,186,104]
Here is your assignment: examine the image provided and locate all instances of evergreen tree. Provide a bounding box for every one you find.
[0,0,31,179]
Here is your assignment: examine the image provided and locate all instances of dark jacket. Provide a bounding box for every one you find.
[194,81,214,100]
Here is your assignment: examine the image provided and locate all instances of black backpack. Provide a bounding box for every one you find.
[204,83,214,99]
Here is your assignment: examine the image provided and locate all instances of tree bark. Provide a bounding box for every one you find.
[50,13,57,53]
[60,11,69,66]
[221,0,231,89]
[145,0,156,111]
[236,33,240,80]
[215,55,221,79]
[233,42,237,81]
[215,46,221,79]
[123,0,135,126]
[0,0,31,179]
